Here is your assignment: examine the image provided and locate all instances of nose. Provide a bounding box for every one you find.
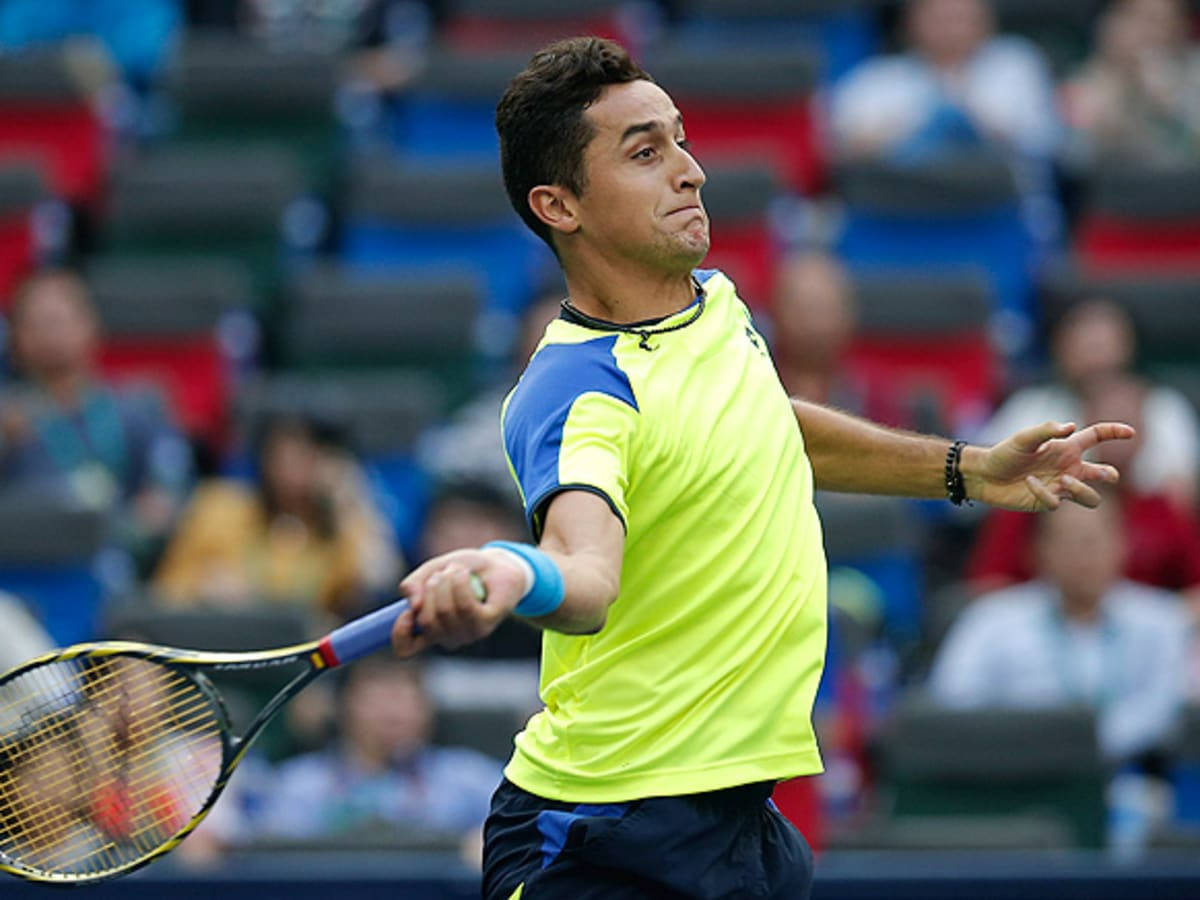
[675,145,705,194]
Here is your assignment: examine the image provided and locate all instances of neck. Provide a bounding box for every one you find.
[345,739,393,774]
[561,252,696,324]
[42,371,89,409]
[1060,590,1104,625]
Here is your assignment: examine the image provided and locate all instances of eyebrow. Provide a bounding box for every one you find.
[619,114,684,145]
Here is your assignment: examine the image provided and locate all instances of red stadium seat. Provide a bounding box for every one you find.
[650,45,824,193]
[443,0,644,53]
[844,272,999,435]
[0,49,110,209]
[0,163,45,307]
[87,258,256,453]
[97,337,229,449]
[702,164,782,310]
[1075,163,1200,272]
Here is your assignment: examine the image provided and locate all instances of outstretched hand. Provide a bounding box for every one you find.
[964,420,1136,512]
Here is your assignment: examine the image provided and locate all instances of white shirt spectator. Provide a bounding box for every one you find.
[831,37,1061,159]
[928,579,1190,762]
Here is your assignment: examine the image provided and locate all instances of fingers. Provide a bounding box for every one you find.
[395,557,496,653]
[1011,420,1076,453]
[1078,461,1120,486]
[1070,421,1137,452]
[1025,473,1104,512]
[1025,475,1060,510]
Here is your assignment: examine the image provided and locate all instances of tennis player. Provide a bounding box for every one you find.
[390,37,1135,899]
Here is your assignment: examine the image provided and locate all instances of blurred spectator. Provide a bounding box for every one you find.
[831,0,1060,163]
[152,414,399,618]
[185,0,431,92]
[970,372,1200,599]
[256,657,500,859]
[417,290,562,496]
[0,590,53,672]
[0,268,193,572]
[770,252,859,407]
[0,0,182,88]
[978,298,1199,505]
[422,480,540,660]
[1062,0,1200,164]
[932,500,1190,766]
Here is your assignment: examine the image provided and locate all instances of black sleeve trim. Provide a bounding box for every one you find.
[527,484,628,543]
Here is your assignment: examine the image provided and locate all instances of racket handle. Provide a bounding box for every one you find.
[322,596,411,667]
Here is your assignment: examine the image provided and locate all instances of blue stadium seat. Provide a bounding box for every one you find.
[0,487,107,646]
[834,157,1039,362]
[669,0,879,82]
[340,156,555,363]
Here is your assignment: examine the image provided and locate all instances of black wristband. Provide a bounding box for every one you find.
[945,440,970,506]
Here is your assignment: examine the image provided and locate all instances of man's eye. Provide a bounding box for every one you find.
[633,147,655,160]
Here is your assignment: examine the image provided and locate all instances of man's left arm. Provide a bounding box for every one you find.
[791,398,1135,511]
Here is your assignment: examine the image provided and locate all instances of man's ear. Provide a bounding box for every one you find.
[528,184,581,237]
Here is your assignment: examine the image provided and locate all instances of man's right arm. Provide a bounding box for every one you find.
[390,489,624,655]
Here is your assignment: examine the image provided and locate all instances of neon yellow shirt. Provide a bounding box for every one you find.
[500,269,826,803]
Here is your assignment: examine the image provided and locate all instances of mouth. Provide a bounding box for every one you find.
[665,204,704,219]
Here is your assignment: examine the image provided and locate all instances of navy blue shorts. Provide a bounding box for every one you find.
[481,778,814,899]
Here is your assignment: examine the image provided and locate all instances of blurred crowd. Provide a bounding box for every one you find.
[0,0,1199,865]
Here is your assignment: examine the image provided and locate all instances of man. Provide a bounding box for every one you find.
[1,269,192,570]
[389,38,1133,899]
[932,499,1189,766]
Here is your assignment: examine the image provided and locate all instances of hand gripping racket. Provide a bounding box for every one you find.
[0,587,470,885]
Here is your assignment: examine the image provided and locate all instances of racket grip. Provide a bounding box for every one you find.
[323,596,411,666]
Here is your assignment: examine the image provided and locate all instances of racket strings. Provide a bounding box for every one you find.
[0,656,223,877]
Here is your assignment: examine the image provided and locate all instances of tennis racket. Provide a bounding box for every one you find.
[0,583,477,885]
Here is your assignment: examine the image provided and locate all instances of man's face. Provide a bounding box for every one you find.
[12,279,97,381]
[1035,503,1124,607]
[568,79,709,273]
[909,0,991,66]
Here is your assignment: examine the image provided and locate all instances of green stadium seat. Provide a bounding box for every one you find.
[162,31,341,192]
[99,144,309,306]
[881,697,1107,848]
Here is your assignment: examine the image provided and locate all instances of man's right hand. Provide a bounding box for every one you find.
[390,547,529,655]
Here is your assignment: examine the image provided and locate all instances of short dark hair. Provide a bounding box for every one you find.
[495,37,652,251]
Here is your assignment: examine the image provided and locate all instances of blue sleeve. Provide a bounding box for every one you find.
[501,335,638,540]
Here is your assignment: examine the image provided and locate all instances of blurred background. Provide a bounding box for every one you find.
[0,0,1199,896]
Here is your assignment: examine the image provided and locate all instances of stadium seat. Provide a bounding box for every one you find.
[0,485,107,646]
[647,43,824,193]
[1172,705,1200,825]
[881,698,1107,848]
[701,164,781,309]
[0,46,110,209]
[815,492,923,644]
[99,144,309,304]
[340,156,555,360]
[163,31,341,192]
[442,0,647,54]
[0,162,45,307]
[834,155,1037,360]
[87,256,257,451]
[388,48,526,165]
[668,0,880,82]
[278,262,481,392]
[847,269,998,435]
[1076,163,1200,272]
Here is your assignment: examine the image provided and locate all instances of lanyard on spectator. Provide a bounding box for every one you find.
[1045,601,1121,708]
[34,386,129,488]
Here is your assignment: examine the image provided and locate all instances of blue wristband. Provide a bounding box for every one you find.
[483,540,565,618]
